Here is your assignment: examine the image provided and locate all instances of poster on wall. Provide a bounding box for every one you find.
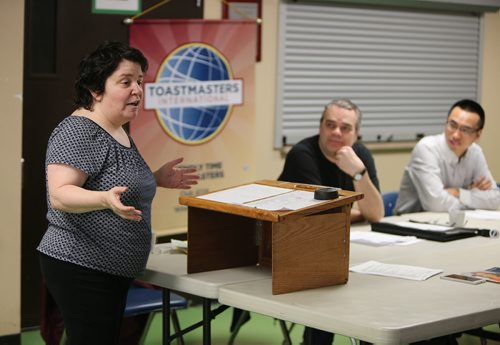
[129,19,257,234]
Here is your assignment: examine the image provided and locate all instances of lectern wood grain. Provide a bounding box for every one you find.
[272,206,350,294]
[187,207,259,273]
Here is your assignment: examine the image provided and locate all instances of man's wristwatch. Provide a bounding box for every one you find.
[352,168,366,181]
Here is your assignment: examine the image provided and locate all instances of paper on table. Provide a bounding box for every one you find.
[350,260,442,281]
[244,190,324,211]
[465,209,500,221]
[151,243,172,255]
[197,183,290,204]
[196,183,325,211]
[171,239,188,251]
[350,231,420,246]
[151,241,188,255]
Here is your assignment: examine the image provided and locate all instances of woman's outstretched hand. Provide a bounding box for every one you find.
[154,157,200,189]
[106,186,143,222]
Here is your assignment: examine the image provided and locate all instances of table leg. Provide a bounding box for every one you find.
[163,288,171,345]
[203,298,211,345]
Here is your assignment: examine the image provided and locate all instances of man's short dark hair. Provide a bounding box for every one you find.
[447,99,485,129]
[74,41,149,110]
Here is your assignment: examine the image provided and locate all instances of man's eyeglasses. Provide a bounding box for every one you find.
[446,120,479,135]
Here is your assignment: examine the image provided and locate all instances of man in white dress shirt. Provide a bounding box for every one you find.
[394,99,500,214]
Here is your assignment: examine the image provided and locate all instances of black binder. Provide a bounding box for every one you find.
[371,222,477,242]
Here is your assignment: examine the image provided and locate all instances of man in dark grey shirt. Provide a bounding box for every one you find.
[280,98,383,223]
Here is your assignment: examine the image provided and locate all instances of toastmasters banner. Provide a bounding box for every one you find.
[129,20,257,233]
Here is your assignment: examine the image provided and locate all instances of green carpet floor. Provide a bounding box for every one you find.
[21,301,500,344]
[21,303,307,345]
[144,304,307,345]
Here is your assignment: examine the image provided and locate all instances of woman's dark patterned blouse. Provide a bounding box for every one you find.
[38,116,156,278]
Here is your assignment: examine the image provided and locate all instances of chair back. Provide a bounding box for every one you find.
[382,191,399,217]
[124,284,186,317]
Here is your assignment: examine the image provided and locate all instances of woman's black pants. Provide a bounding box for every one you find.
[39,253,133,345]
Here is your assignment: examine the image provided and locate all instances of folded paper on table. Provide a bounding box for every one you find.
[350,260,442,281]
[350,231,420,246]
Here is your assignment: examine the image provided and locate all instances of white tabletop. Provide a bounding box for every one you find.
[141,244,271,299]
[350,212,500,265]
[218,212,500,344]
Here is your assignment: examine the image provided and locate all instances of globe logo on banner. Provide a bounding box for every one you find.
[145,43,243,145]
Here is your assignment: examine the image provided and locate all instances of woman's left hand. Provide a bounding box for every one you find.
[154,157,199,189]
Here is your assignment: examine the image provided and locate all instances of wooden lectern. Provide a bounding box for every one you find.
[179,180,363,294]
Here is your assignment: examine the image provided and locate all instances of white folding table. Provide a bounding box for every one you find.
[219,212,500,344]
[141,246,270,345]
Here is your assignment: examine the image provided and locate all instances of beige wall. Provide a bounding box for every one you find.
[207,0,500,192]
[0,0,23,338]
[479,11,500,181]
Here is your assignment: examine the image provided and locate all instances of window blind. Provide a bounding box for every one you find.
[297,0,500,13]
[275,1,482,147]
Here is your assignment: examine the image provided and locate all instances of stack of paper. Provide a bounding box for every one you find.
[350,231,420,246]
[350,260,443,281]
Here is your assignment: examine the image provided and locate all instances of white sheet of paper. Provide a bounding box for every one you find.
[465,209,500,221]
[197,184,325,211]
[350,260,442,281]
[244,190,324,211]
[350,231,420,246]
[197,183,291,204]
[171,239,188,249]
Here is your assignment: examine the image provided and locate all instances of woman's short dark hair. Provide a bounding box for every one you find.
[74,41,149,110]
